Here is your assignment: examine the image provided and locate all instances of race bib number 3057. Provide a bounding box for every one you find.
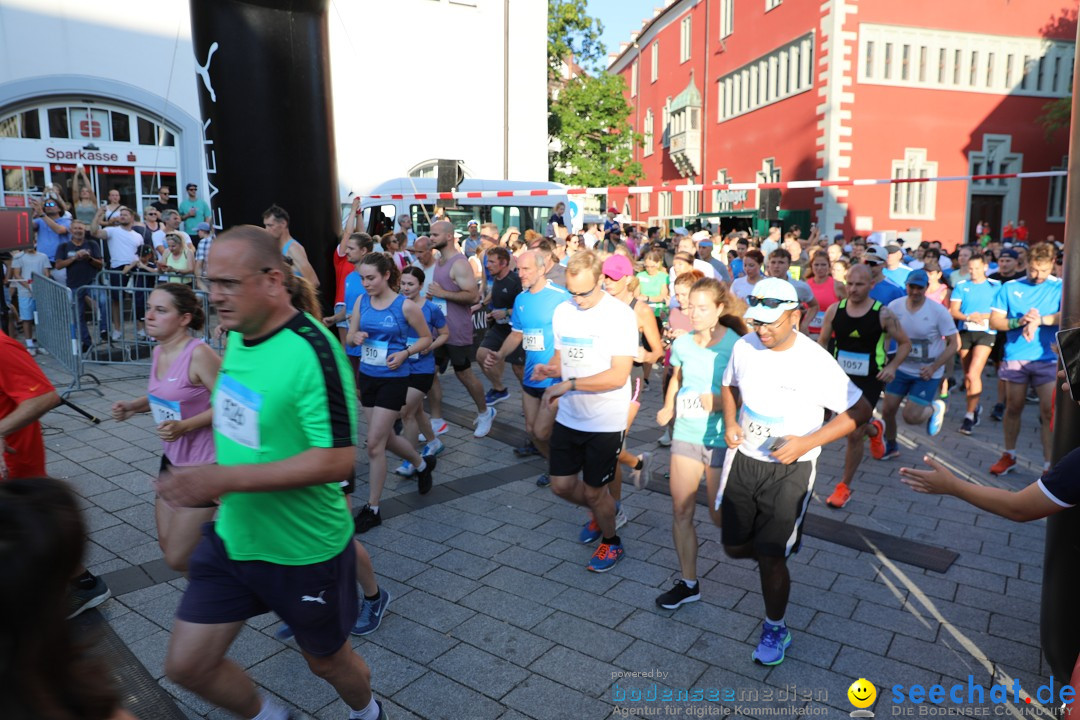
[214,375,263,449]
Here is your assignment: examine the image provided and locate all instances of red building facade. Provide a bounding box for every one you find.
[609,0,1075,247]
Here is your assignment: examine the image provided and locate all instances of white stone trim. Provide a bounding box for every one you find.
[815,0,857,236]
[965,134,1023,241]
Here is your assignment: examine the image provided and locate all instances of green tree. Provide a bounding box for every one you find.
[548,72,644,187]
[547,0,643,186]
[548,0,605,80]
[1039,96,1071,142]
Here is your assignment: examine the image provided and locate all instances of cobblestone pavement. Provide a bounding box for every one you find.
[33,350,1059,720]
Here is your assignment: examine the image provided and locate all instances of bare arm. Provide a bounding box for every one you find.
[880,307,911,369]
[432,258,480,305]
[899,456,1063,522]
[288,243,319,288]
[817,303,838,349]
[771,396,872,465]
[41,214,70,235]
[0,391,60,439]
[637,303,663,365]
[89,208,108,239]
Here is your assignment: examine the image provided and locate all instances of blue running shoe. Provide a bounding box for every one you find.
[752,622,792,665]
[353,587,391,636]
[484,387,510,405]
[880,441,900,460]
[578,515,601,544]
[927,399,947,437]
[535,473,551,487]
[422,438,445,457]
[274,623,294,641]
[587,542,624,572]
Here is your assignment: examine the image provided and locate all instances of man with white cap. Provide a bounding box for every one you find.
[692,230,731,284]
[862,245,905,305]
[882,244,912,287]
[718,277,870,666]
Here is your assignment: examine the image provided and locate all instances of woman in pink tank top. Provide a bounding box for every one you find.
[111,283,221,571]
[806,250,846,336]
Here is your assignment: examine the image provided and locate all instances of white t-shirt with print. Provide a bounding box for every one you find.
[887,297,958,380]
[553,291,638,432]
[723,332,862,463]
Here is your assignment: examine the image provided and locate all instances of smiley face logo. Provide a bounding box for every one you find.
[848,678,877,709]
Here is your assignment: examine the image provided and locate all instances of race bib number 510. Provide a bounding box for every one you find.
[214,375,263,449]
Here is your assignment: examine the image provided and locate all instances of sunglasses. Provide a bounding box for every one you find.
[863,260,881,267]
[567,283,599,298]
[747,296,795,309]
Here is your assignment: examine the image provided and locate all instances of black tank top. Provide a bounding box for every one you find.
[832,298,887,377]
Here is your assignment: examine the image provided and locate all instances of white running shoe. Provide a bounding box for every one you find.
[658,428,672,447]
[422,438,445,456]
[474,407,497,438]
[615,508,628,530]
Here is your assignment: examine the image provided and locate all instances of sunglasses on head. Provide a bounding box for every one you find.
[747,296,794,309]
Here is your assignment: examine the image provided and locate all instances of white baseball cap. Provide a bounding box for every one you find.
[744,278,800,324]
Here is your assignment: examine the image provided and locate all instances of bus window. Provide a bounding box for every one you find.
[490,206,521,234]
[413,205,486,235]
[365,204,396,236]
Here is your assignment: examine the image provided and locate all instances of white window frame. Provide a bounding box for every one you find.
[719,0,734,39]
[643,109,654,157]
[766,0,781,10]
[651,42,659,83]
[640,191,651,213]
[889,148,938,220]
[631,61,638,97]
[680,16,692,64]
[755,158,781,211]
[684,188,700,216]
[857,24,1074,98]
[713,169,731,212]
[1048,155,1068,222]
[659,191,673,217]
[717,33,814,122]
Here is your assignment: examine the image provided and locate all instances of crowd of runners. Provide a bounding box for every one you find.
[2,198,1076,719]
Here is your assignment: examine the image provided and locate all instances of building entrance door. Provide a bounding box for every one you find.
[969,194,1004,243]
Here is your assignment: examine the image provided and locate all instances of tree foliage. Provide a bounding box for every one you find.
[547,0,606,80]
[547,0,643,186]
[548,72,644,187]
[1039,96,1071,142]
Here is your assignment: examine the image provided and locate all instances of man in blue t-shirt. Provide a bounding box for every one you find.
[483,250,568,486]
[32,198,71,264]
[863,245,905,305]
[949,250,1000,435]
[988,242,1062,477]
[881,244,912,287]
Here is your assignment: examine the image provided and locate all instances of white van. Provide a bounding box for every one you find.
[355,177,569,238]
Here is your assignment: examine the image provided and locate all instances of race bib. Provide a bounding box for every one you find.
[148,394,181,424]
[214,375,262,449]
[431,297,448,315]
[809,311,825,331]
[910,338,932,363]
[561,336,593,368]
[740,405,784,450]
[522,329,545,352]
[836,350,871,377]
[676,388,708,419]
[362,339,389,367]
[964,320,990,332]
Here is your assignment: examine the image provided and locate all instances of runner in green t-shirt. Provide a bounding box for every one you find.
[654,277,746,611]
[157,226,386,720]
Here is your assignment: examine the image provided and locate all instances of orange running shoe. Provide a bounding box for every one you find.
[867,419,886,460]
[826,482,852,509]
[989,452,1017,476]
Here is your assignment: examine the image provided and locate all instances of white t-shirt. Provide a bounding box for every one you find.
[103,227,144,268]
[723,332,862,463]
[412,258,438,297]
[888,297,958,379]
[730,275,759,300]
[553,291,638,432]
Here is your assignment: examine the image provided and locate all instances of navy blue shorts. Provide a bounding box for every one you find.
[177,523,357,657]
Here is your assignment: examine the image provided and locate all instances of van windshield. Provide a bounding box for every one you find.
[410,205,485,235]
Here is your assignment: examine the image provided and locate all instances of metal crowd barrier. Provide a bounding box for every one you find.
[34,269,222,369]
[29,273,102,398]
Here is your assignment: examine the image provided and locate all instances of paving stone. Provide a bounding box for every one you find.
[832,646,941,690]
[65,472,120,497]
[81,504,125,532]
[458,585,554,630]
[363,613,460,664]
[451,614,554,667]
[543,559,624,594]
[537,537,591,563]
[532,611,634,662]
[127,628,171,679]
[131,588,182,629]
[486,523,553,550]
[248,650,339,714]
[361,527,449,562]
[225,626,286,669]
[482,566,568,604]
[112,502,158,533]
[389,589,475,633]
[675,601,761,642]
[406,566,481,602]
[394,517,464,543]
[108,608,162,645]
[687,632,771,682]
[829,573,908,610]
[501,675,612,720]
[851,600,938,642]
[447,530,514,557]
[345,641,428,697]
[391,671,504,720]
[528,644,620,696]
[764,657,855,704]
[805,613,893,655]
[615,638,708,689]
[492,544,563,575]
[429,643,531,700]
[886,633,991,679]
[366,548,430,582]
[430,548,501,580]
[118,540,165,565]
[616,609,703,653]
[89,522,155,553]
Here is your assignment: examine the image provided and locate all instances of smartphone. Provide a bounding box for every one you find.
[1057,327,1080,403]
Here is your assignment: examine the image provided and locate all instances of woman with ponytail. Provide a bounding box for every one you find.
[653,277,746,611]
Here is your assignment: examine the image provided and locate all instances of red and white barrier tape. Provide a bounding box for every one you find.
[359,171,1066,201]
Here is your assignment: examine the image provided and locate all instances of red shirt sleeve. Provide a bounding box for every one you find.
[0,333,55,406]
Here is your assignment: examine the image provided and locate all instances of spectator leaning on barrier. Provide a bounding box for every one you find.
[179,183,212,236]
[54,220,104,352]
[194,222,214,291]
[30,197,71,286]
[10,244,51,355]
[90,205,144,342]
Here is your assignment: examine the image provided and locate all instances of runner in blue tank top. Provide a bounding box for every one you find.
[349,254,437,534]
[394,266,450,478]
